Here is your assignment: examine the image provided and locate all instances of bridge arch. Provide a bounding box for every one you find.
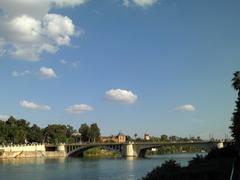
[66,144,122,157]
[136,142,219,158]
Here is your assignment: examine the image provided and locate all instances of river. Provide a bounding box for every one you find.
[0,153,206,180]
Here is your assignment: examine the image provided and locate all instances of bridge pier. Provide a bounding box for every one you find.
[122,143,141,157]
[217,142,224,149]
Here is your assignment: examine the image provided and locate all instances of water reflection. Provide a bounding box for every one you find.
[0,153,201,180]
[0,157,67,165]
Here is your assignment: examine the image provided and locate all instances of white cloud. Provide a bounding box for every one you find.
[176,104,196,112]
[40,67,57,79]
[50,0,88,8]
[43,14,75,46]
[60,59,79,67]
[20,100,51,111]
[0,0,50,19]
[60,59,67,64]
[65,104,93,114]
[133,0,158,7]
[12,70,30,77]
[0,114,10,121]
[105,89,138,104]
[0,0,86,61]
[123,0,130,7]
[123,0,158,8]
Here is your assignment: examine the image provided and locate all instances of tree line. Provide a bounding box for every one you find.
[0,116,101,144]
[132,134,203,142]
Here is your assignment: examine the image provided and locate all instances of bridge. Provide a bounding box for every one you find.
[59,141,225,158]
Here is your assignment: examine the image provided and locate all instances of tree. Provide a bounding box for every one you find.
[6,116,17,126]
[126,135,133,142]
[169,136,177,142]
[89,123,101,142]
[66,125,75,138]
[160,134,168,142]
[230,71,240,147]
[0,120,7,144]
[66,125,76,143]
[134,133,137,139]
[27,124,43,143]
[79,123,90,142]
[17,119,30,131]
[143,160,181,180]
[15,129,27,144]
[43,124,67,144]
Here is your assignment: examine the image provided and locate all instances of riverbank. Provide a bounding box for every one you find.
[0,151,66,159]
[143,145,237,180]
[83,147,120,157]
[0,144,66,159]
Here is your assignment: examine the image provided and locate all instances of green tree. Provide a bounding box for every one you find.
[27,124,43,143]
[66,125,76,143]
[17,119,30,131]
[89,123,101,142]
[134,133,137,139]
[79,123,90,142]
[0,121,7,144]
[15,129,27,144]
[66,125,75,138]
[6,116,17,126]
[230,71,240,146]
[160,134,168,142]
[169,136,177,142]
[43,124,67,143]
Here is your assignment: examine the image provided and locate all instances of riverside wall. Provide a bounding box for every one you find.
[0,144,66,159]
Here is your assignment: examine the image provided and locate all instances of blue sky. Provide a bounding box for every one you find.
[0,0,240,139]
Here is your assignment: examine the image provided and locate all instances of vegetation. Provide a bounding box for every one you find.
[135,135,203,143]
[230,71,240,147]
[78,123,101,143]
[83,147,120,157]
[143,146,237,180]
[0,116,101,144]
[147,145,205,155]
[143,160,181,180]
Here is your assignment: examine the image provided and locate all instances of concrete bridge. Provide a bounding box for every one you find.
[62,141,225,158]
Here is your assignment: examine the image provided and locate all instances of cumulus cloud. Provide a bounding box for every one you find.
[65,104,93,114]
[0,0,86,61]
[20,100,51,111]
[176,104,196,112]
[12,70,30,77]
[0,114,10,121]
[123,0,158,8]
[40,67,57,79]
[105,89,138,104]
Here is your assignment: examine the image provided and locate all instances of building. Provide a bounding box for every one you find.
[144,133,150,141]
[100,133,126,143]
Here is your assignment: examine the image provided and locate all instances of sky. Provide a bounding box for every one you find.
[0,0,240,139]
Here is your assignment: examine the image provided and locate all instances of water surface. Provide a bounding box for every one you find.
[0,153,205,180]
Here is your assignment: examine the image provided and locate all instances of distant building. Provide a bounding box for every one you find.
[100,133,126,143]
[144,133,150,141]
